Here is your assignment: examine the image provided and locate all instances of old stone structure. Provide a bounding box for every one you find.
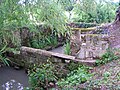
[70,6,120,59]
[70,28,109,59]
[20,27,31,47]
[9,7,120,67]
[20,46,95,67]
[108,22,120,48]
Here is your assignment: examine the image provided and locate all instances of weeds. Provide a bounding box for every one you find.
[30,35,58,49]
[28,61,57,90]
[64,41,71,55]
[95,48,119,66]
[57,65,92,88]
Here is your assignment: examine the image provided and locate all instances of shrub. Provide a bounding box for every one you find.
[28,62,57,90]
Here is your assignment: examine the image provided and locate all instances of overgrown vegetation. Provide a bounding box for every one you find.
[0,54,9,66]
[73,0,117,23]
[28,61,57,90]
[86,59,120,89]
[57,65,92,88]
[0,0,120,89]
[0,0,24,65]
[64,41,71,55]
[26,60,93,89]
[0,0,69,64]
[30,35,58,49]
[0,0,119,65]
[95,48,119,66]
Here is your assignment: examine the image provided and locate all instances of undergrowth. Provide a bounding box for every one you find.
[57,65,92,88]
[27,61,57,90]
[30,35,58,49]
[95,48,119,66]
[64,41,71,55]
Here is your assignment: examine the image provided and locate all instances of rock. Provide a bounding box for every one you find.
[14,65,21,70]
[49,82,55,87]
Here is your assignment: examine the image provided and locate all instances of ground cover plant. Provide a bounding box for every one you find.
[86,59,120,90]
[95,48,119,66]
[27,61,57,90]
[57,65,92,88]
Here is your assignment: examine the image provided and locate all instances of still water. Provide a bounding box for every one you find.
[0,66,29,90]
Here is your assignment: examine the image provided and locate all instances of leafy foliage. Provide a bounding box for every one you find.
[57,0,74,11]
[0,54,9,66]
[64,41,71,55]
[66,62,80,71]
[27,0,69,36]
[30,35,58,49]
[0,0,29,65]
[28,61,57,90]
[0,0,69,64]
[86,59,120,89]
[73,0,117,23]
[95,48,119,66]
[57,65,92,87]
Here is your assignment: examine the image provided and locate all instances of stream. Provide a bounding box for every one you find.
[0,46,64,90]
[0,66,29,90]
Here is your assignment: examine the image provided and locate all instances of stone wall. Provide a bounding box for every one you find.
[70,29,109,59]
[108,21,120,48]
[70,30,81,56]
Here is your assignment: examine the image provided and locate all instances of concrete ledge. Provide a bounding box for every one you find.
[20,46,96,66]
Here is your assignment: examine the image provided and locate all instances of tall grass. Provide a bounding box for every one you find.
[64,41,71,55]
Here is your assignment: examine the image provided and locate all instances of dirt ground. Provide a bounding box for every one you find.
[84,59,120,90]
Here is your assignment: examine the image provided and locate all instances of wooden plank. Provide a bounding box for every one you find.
[51,53,75,60]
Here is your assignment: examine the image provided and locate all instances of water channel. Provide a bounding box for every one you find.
[0,46,64,90]
[0,66,29,90]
